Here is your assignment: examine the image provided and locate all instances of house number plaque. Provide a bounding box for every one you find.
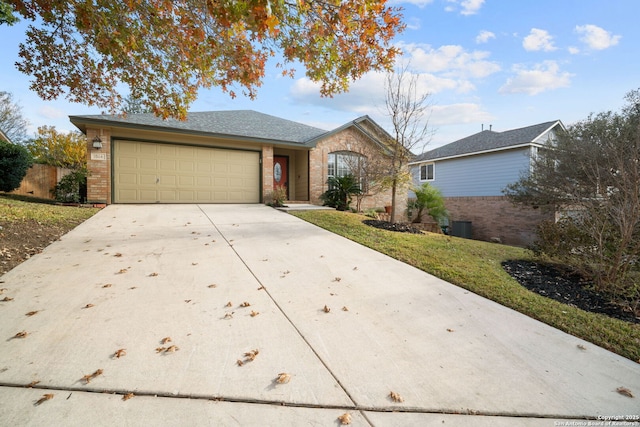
[91,153,107,161]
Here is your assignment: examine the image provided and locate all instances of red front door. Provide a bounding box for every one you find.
[273,156,289,198]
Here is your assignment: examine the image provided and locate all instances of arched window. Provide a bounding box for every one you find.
[327,151,365,180]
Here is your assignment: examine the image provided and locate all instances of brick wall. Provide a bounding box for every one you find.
[86,128,111,203]
[444,196,554,247]
[309,128,402,212]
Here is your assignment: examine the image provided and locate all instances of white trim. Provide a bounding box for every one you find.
[408,142,544,165]
[418,163,435,182]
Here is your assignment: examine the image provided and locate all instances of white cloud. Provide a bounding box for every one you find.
[523,28,557,52]
[460,0,485,15]
[444,0,485,15]
[289,70,472,115]
[568,46,580,55]
[38,105,66,120]
[405,17,421,31]
[400,42,501,79]
[430,103,493,126]
[575,24,621,50]
[499,61,573,95]
[475,30,495,44]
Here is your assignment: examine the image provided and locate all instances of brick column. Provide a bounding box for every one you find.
[262,145,274,201]
[86,128,111,204]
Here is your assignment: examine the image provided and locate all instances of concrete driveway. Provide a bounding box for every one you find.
[1,204,638,426]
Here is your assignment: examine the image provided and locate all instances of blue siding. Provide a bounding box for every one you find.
[410,147,532,197]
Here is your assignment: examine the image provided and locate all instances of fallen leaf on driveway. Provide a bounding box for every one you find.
[25,311,39,316]
[338,413,352,425]
[102,283,112,288]
[13,331,28,339]
[82,369,103,384]
[240,301,251,307]
[207,284,217,288]
[244,349,259,361]
[26,380,40,388]
[225,301,233,307]
[113,349,127,358]
[616,386,634,398]
[342,306,349,311]
[250,310,259,317]
[1,296,14,302]
[161,337,172,344]
[389,391,404,403]
[35,394,54,406]
[276,373,291,384]
[323,305,330,313]
[164,345,179,353]
[148,272,158,277]
[83,304,95,309]
[123,393,134,401]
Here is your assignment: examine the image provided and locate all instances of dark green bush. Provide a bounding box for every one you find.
[54,169,87,203]
[0,140,32,192]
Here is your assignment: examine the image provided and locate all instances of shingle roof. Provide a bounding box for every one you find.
[412,120,562,162]
[70,110,328,145]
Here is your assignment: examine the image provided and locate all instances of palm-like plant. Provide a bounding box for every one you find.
[320,174,363,211]
[407,182,448,223]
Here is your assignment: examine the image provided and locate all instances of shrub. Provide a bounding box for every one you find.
[0,140,32,192]
[406,182,448,223]
[265,185,287,207]
[320,175,362,211]
[54,169,87,203]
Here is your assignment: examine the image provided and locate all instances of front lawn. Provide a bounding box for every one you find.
[290,210,640,363]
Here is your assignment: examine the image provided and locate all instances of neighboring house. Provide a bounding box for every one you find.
[70,110,403,210]
[409,120,565,246]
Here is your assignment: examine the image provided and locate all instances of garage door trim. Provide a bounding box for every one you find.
[112,138,262,204]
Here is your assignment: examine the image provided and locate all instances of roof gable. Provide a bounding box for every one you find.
[412,120,563,163]
[0,128,12,144]
[70,110,328,145]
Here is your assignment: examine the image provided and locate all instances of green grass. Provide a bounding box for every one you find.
[0,194,99,226]
[291,210,640,363]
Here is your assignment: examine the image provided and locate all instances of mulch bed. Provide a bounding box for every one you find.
[502,260,639,324]
[362,220,424,234]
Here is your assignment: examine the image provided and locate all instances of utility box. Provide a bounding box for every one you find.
[451,221,472,239]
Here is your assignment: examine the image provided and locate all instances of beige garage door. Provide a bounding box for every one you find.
[113,140,260,203]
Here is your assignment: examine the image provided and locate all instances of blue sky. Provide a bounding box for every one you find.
[1,0,638,151]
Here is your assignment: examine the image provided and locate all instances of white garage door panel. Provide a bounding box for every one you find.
[114,140,260,203]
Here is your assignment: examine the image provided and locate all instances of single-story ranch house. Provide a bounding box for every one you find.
[70,110,404,210]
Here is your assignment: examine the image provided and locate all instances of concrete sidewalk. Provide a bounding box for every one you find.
[0,204,638,426]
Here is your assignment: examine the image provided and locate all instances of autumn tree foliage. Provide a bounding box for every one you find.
[25,126,87,170]
[7,0,404,119]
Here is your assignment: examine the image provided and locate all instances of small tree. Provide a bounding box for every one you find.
[0,91,29,144]
[407,183,448,224]
[320,175,362,211]
[504,88,640,309]
[383,63,433,223]
[335,141,389,212]
[25,126,87,170]
[0,139,32,192]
